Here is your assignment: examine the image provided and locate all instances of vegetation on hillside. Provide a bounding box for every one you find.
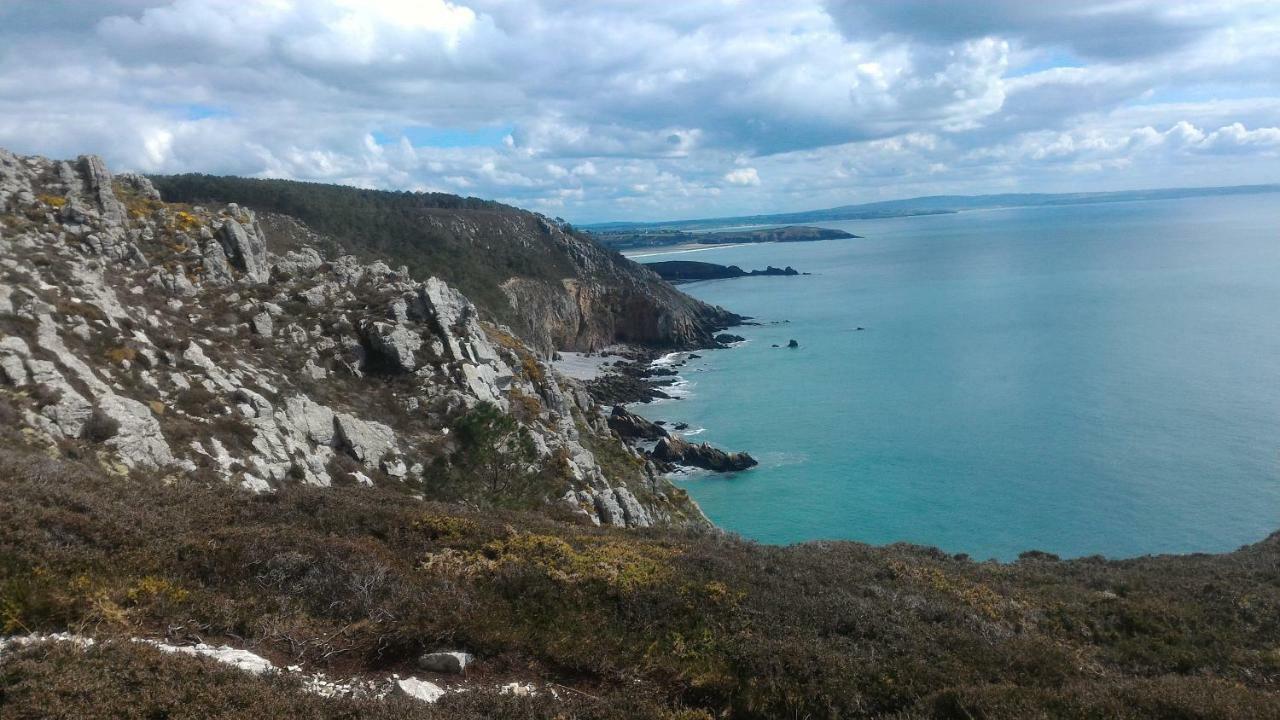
[591,225,857,250]
[149,174,579,323]
[2,408,1278,718]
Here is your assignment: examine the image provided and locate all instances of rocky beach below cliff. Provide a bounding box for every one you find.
[569,342,759,474]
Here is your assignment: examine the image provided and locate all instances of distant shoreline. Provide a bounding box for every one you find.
[624,242,753,259]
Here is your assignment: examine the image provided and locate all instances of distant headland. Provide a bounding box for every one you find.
[591,225,857,250]
[645,260,805,283]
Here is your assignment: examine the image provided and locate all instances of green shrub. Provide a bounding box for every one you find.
[80,408,120,442]
[0,442,1277,719]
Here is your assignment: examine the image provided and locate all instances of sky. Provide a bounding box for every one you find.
[1,1,1278,223]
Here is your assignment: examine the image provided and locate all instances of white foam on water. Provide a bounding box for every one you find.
[650,351,685,367]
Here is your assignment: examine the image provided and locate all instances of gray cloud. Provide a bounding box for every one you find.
[0,0,1276,221]
[824,0,1214,60]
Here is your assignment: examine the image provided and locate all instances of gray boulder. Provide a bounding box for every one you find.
[251,310,273,337]
[612,486,654,528]
[77,155,127,228]
[283,395,336,446]
[201,240,235,285]
[218,218,270,284]
[274,247,324,275]
[419,651,474,674]
[98,394,175,469]
[334,412,396,464]
[364,321,421,372]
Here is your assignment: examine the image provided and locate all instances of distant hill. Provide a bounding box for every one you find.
[592,224,857,250]
[150,173,738,354]
[586,183,1280,233]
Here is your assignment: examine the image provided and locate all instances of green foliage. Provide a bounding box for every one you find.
[428,401,549,505]
[80,407,120,443]
[1,640,656,719]
[148,174,580,327]
[0,439,1278,718]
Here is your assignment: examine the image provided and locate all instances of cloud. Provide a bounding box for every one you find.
[824,0,1216,60]
[0,0,1276,221]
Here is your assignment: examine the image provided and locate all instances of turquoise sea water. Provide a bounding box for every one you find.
[632,194,1280,560]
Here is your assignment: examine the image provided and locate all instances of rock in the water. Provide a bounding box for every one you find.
[607,405,668,441]
[787,339,799,348]
[419,651,474,674]
[715,333,745,345]
[653,435,757,472]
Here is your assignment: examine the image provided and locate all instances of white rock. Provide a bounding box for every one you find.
[282,395,336,446]
[240,473,271,493]
[334,412,396,464]
[150,641,275,675]
[250,310,273,337]
[98,394,175,468]
[218,217,270,284]
[396,677,445,703]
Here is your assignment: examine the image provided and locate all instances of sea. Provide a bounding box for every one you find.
[629,193,1280,560]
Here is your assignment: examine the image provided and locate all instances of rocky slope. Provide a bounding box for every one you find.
[4,151,1280,720]
[150,174,741,356]
[0,149,706,529]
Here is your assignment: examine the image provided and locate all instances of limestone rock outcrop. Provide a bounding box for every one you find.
[0,149,708,529]
[218,214,270,284]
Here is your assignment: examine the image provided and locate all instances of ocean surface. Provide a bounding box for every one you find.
[631,194,1280,560]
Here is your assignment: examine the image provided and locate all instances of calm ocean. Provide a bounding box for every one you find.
[632,193,1280,560]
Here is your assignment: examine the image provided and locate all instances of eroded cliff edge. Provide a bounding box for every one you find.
[149,173,741,357]
[0,149,709,529]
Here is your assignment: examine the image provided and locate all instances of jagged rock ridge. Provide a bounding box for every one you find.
[0,149,707,528]
[149,174,741,356]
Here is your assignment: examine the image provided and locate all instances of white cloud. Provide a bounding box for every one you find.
[0,0,1276,221]
[723,167,761,186]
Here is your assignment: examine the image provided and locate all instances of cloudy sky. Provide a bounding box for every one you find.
[2,1,1278,222]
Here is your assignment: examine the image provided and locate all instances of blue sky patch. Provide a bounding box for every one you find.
[1008,49,1084,77]
[374,125,513,148]
[179,104,232,120]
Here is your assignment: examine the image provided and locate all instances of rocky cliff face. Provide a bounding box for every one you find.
[150,174,740,357]
[0,149,706,528]
[499,217,742,354]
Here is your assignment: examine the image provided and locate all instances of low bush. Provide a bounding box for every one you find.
[80,407,120,442]
[0,442,1277,718]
